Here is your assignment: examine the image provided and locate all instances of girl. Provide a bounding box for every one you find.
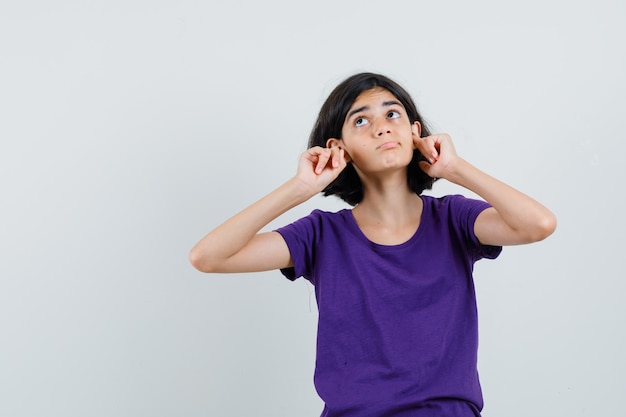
[189,72,556,416]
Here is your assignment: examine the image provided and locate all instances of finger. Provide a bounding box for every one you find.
[303,147,322,166]
[330,145,343,168]
[315,149,331,174]
[415,136,438,163]
[339,147,347,167]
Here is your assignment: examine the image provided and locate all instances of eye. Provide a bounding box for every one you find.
[355,117,369,127]
[387,110,401,119]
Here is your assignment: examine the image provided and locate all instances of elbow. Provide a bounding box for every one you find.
[530,211,557,242]
[188,248,217,273]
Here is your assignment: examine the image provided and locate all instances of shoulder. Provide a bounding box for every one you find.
[276,209,350,236]
[422,194,490,215]
[275,209,356,281]
[421,194,492,235]
[293,208,350,225]
[422,193,485,206]
[422,194,501,259]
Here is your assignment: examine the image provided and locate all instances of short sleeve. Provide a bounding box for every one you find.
[274,210,322,282]
[446,194,502,261]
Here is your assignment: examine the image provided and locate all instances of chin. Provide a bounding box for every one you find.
[381,153,412,168]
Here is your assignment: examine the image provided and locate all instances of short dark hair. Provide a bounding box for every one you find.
[308,72,437,206]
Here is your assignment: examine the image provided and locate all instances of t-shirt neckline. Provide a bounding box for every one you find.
[341,195,429,250]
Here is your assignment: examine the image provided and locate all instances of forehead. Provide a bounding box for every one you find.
[349,87,402,110]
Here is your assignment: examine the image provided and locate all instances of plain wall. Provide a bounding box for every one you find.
[1,0,624,416]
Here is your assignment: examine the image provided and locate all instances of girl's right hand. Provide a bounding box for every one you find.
[295,144,348,195]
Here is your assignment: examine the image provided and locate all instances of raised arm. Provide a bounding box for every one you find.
[414,134,557,246]
[189,145,347,273]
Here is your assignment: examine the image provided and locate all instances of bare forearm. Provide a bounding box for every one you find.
[448,158,557,243]
[189,178,313,271]
[189,146,348,272]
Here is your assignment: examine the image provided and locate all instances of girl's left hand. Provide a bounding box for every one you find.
[412,133,459,180]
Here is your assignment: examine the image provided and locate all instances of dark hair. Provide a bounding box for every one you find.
[308,72,437,206]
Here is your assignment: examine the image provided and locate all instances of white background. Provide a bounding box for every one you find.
[1,0,624,416]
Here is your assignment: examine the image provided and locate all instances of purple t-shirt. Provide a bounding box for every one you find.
[276,194,502,417]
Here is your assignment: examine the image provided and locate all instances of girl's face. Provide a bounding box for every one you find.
[336,87,420,175]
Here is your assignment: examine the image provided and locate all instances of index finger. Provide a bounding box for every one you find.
[414,136,438,163]
[314,148,332,174]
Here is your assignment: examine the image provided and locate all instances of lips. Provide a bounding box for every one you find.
[377,141,399,150]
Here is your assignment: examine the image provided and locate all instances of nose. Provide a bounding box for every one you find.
[374,119,391,137]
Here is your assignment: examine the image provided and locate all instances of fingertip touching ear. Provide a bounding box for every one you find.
[326,138,352,163]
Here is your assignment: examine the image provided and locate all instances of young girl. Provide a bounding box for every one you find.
[189,72,556,416]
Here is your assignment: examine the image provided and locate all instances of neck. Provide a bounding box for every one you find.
[353,169,421,225]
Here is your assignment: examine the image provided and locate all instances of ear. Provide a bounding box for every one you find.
[411,122,422,150]
[411,121,422,137]
[326,138,352,163]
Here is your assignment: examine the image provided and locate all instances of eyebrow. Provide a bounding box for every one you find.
[345,100,403,121]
